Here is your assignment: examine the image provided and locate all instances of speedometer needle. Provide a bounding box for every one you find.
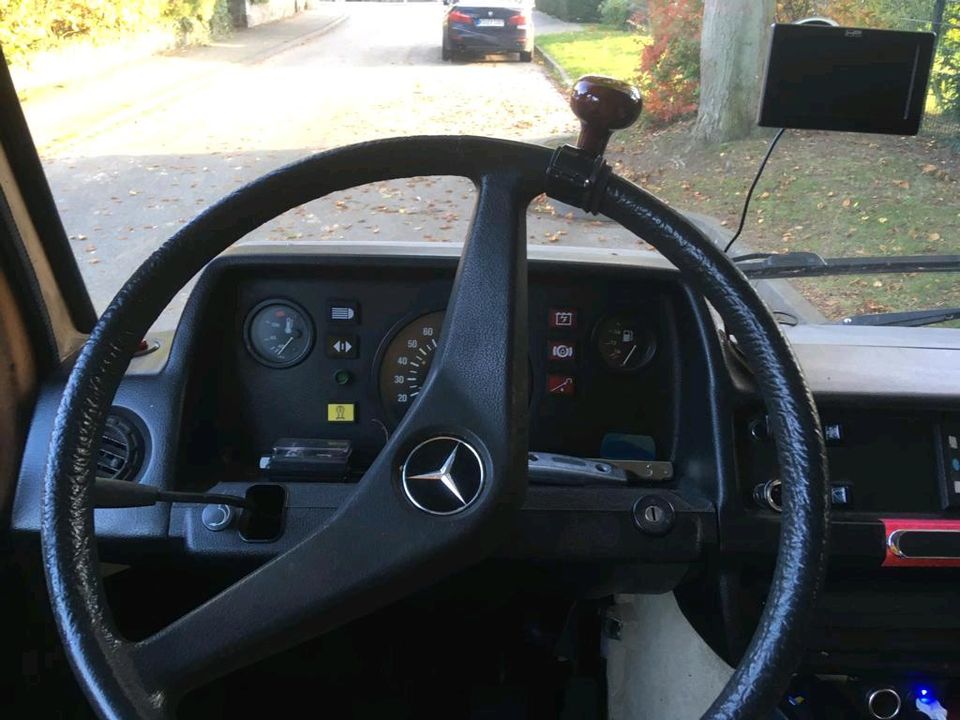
[621,344,638,367]
[275,336,294,356]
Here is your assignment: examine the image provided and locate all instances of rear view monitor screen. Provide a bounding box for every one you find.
[759,24,935,136]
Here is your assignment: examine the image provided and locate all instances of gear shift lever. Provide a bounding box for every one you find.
[545,75,643,213]
[569,75,643,158]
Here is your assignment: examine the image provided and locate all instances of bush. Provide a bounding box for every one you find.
[931,3,960,123]
[599,0,635,28]
[0,0,232,66]
[536,0,601,23]
[637,0,702,125]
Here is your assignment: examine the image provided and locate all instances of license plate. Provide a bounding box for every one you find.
[476,18,505,27]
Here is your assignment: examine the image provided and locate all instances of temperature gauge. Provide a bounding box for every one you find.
[245,300,314,368]
[595,314,655,372]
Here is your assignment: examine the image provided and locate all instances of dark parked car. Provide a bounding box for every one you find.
[441,0,534,62]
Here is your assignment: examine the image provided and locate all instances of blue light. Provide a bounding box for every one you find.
[918,686,934,704]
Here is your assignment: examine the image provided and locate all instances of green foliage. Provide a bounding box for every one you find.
[599,0,635,28]
[776,0,876,25]
[0,0,233,65]
[638,0,702,125]
[930,3,960,125]
[535,0,601,23]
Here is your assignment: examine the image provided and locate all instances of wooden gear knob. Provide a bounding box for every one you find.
[570,75,643,158]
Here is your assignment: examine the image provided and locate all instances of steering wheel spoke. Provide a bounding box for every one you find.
[126,168,534,704]
[394,171,530,479]
[130,455,430,696]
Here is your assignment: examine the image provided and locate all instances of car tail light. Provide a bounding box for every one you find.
[508,14,528,29]
[448,10,473,24]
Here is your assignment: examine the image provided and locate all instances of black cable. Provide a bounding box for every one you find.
[94,478,253,510]
[724,128,786,254]
[157,489,253,510]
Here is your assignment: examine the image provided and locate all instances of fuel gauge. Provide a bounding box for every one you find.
[245,300,314,368]
[595,314,656,372]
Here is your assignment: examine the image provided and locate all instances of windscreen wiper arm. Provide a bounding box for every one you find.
[734,252,960,279]
[840,307,960,327]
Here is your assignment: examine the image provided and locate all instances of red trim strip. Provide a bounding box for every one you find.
[881,518,960,567]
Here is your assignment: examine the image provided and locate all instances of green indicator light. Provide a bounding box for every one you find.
[334,369,352,386]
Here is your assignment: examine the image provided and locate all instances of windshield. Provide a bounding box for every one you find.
[3,0,958,330]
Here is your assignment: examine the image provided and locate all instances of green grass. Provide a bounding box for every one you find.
[537,29,648,83]
[605,124,960,324]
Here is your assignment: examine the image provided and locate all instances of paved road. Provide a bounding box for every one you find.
[25,4,641,329]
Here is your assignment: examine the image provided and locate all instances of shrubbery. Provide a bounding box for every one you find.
[0,0,232,66]
[536,0,601,23]
[637,0,701,125]
[598,0,635,28]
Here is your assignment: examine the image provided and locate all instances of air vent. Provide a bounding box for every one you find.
[96,412,145,481]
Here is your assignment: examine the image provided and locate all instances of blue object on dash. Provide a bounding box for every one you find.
[600,433,656,461]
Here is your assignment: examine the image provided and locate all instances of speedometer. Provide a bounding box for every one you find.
[378,311,445,421]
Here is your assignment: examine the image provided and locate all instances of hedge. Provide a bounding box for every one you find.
[536,0,601,23]
[0,0,232,66]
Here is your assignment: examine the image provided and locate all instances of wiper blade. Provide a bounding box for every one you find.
[841,307,960,328]
[735,252,960,279]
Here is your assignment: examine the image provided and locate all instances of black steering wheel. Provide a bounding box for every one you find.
[41,131,829,719]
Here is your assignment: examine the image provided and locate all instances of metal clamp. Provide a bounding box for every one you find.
[545,145,612,215]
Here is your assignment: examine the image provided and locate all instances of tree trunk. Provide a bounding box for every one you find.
[932,0,947,49]
[693,0,775,144]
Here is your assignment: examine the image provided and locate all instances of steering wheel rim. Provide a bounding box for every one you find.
[41,135,829,719]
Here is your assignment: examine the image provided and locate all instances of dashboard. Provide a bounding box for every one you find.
[9,242,960,697]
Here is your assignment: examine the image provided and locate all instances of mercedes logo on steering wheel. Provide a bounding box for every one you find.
[401,436,485,515]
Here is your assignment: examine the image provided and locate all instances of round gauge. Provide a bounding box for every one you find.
[595,314,656,372]
[378,311,445,420]
[244,300,314,368]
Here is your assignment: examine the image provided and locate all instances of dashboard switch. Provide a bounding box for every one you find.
[824,422,844,445]
[830,484,851,507]
[941,423,960,508]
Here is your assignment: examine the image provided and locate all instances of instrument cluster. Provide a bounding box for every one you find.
[212,260,681,480]
[243,297,663,429]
